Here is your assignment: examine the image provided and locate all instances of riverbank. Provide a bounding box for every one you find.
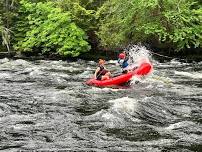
[0,48,201,62]
[152,48,202,62]
[0,50,119,61]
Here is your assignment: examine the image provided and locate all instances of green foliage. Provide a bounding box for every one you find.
[0,16,2,34]
[56,0,98,31]
[97,0,202,50]
[0,0,18,27]
[0,0,18,52]
[1,0,201,56]
[1,26,12,53]
[14,0,90,57]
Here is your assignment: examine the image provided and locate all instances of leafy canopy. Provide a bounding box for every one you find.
[14,0,90,57]
[96,0,202,50]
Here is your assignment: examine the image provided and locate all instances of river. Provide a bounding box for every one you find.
[0,56,201,151]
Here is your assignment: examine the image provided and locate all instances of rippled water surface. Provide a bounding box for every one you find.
[0,58,201,151]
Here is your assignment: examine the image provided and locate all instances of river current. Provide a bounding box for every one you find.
[0,56,201,151]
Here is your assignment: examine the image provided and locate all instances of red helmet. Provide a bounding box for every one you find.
[119,53,125,59]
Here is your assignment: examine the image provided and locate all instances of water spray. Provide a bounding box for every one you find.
[123,44,152,66]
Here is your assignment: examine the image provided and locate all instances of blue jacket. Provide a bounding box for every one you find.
[118,58,129,68]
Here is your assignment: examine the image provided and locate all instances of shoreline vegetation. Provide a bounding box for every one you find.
[0,47,201,62]
[0,0,201,62]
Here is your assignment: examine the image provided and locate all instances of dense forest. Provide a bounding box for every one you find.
[0,0,201,58]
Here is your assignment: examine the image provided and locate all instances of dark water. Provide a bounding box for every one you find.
[0,58,201,151]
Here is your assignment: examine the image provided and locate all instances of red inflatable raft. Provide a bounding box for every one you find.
[86,62,152,87]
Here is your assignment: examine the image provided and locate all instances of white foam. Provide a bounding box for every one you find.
[126,45,152,66]
[175,71,202,79]
[130,76,141,85]
[29,68,43,76]
[170,84,202,96]
[51,60,62,64]
[102,112,116,120]
[109,97,138,114]
[0,58,9,63]
[150,75,174,84]
[170,59,181,65]
[86,67,91,70]
[13,59,31,66]
[108,60,117,64]
[79,71,92,78]
[165,121,195,130]
[0,73,11,79]
[87,87,109,93]
[88,61,96,65]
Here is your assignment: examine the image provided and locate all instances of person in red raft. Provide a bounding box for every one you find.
[118,51,130,73]
[94,59,111,80]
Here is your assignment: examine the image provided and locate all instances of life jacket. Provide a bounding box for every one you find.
[118,58,129,69]
[96,65,105,77]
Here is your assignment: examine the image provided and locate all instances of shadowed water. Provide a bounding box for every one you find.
[0,57,201,151]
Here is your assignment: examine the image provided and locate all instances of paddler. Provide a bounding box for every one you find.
[118,51,129,73]
[94,59,111,80]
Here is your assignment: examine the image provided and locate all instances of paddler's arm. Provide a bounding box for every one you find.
[125,57,129,62]
[94,67,100,79]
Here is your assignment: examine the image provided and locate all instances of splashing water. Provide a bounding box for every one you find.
[124,44,152,66]
[122,45,153,84]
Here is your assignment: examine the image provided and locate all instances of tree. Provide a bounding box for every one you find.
[55,0,107,51]
[14,0,90,57]
[0,0,18,53]
[96,0,202,51]
[55,0,107,31]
